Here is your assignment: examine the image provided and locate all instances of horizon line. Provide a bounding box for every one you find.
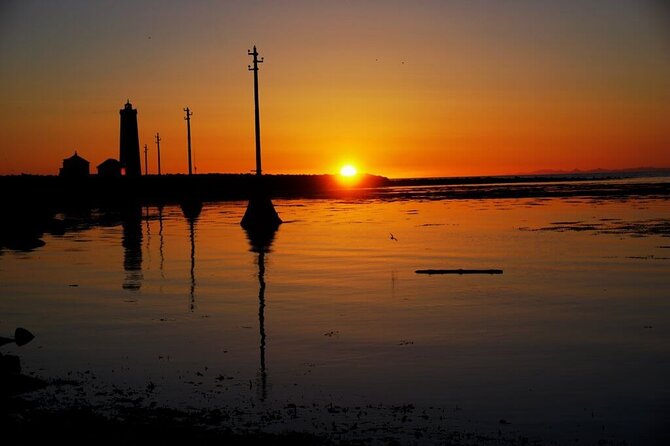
[2,165,670,180]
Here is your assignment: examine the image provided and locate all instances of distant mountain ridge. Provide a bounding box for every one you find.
[521,166,670,175]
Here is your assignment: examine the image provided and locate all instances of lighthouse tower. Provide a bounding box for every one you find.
[119,100,142,177]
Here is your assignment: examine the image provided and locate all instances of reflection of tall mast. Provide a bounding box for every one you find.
[189,217,196,312]
[244,223,279,402]
[257,249,267,401]
[145,206,151,266]
[180,204,200,310]
[158,205,165,277]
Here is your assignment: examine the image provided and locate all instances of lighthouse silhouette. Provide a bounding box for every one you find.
[119,100,142,177]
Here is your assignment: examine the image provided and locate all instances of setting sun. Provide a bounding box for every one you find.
[340,165,357,177]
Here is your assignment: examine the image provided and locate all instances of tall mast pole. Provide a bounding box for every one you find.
[143,144,149,175]
[240,44,281,230]
[155,132,162,175]
[248,46,264,176]
[184,107,193,176]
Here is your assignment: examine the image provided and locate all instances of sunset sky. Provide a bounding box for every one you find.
[1,0,669,178]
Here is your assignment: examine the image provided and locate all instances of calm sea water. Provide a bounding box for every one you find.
[1,188,669,444]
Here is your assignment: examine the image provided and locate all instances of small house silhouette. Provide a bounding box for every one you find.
[59,151,90,177]
[97,158,122,177]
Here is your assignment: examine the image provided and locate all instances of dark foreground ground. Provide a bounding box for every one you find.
[2,399,326,446]
[0,352,550,446]
[3,357,650,446]
[0,345,546,445]
[0,390,553,446]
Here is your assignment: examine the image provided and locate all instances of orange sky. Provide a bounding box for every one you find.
[1,0,669,178]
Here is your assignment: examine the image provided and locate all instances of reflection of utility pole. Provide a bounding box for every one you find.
[155,132,162,175]
[248,46,263,176]
[257,250,267,401]
[184,107,193,175]
[145,206,151,266]
[158,205,164,278]
[144,144,149,175]
[189,217,196,311]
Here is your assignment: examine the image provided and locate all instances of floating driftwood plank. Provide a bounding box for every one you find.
[415,269,503,275]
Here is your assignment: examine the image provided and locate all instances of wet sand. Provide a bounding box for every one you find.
[2,380,547,446]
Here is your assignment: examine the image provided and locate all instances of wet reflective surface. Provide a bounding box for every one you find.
[1,190,669,444]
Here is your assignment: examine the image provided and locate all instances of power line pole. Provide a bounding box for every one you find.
[248,45,263,176]
[240,45,281,231]
[184,107,193,175]
[144,144,149,175]
[155,132,162,175]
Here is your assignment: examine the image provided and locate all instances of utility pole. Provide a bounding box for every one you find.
[240,45,281,230]
[184,107,193,175]
[248,46,263,176]
[144,144,149,175]
[155,132,162,175]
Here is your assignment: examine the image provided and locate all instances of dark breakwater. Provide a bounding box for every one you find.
[4,171,669,211]
[0,173,388,250]
[2,172,669,251]
[1,173,390,208]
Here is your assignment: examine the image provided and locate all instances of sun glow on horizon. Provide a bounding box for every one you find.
[339,165,358,177]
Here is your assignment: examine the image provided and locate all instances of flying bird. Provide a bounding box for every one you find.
[389,233,398,242]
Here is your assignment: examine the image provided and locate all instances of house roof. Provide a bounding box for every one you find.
[97,158,121,168]
[64,151,89,164]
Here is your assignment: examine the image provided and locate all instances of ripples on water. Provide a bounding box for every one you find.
[1,190,669,444]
